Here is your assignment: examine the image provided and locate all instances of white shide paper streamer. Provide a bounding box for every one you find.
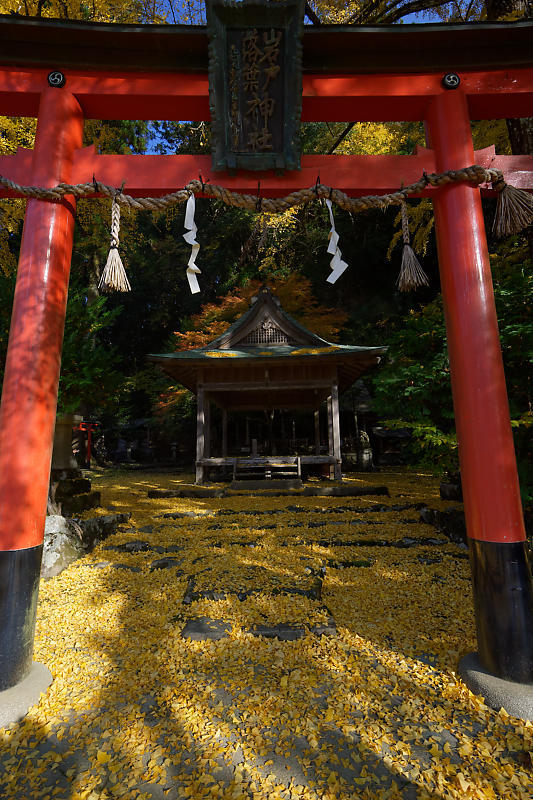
[325,198,349,284]
[183,193,201,294]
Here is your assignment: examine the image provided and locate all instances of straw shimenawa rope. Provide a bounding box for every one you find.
[1,164,532,293]
[0,164,524,217]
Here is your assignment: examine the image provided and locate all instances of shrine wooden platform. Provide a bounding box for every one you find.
[198,454,337,481]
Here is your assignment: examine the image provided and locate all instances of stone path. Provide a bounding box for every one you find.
[0,470,532,800]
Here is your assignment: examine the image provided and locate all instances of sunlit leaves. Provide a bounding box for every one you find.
[1,467,532,800]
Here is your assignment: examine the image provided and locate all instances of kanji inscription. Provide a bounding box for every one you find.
[229,26,283,155]
[207,0,304,172]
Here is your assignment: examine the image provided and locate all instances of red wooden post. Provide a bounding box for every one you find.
[426,88,533,682]
[86,424,96,467]
[0,86,83,690]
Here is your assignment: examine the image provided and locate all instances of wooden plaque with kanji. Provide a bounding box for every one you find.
[206,0,304,172]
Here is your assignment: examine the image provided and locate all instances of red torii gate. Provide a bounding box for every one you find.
[0,18,532,709]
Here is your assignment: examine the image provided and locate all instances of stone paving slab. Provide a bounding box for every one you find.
[0,663,52,729]
[147,485,390,499]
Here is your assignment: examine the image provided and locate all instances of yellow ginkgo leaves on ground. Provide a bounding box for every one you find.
[0,467,531,800]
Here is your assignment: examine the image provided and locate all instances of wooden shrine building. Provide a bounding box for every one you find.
[150,287,386,483]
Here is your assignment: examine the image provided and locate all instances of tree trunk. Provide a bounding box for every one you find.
[506,117,533,156]
[486,1,533,256]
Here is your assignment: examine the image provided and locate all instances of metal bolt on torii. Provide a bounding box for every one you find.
[0,19,532,719]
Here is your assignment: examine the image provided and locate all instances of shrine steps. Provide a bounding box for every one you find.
[232,455,302,484]
[229,478,303,491]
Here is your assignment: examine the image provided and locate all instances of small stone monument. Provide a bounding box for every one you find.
[49,414,101,516]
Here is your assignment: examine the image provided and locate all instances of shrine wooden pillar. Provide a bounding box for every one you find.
[222,409,228,458]
[0,86,83,691]
[327,395,333,468]
[314,409,321,456]
[204,394,211,460]
[196,385,205,484]
[326,392,341,479]
[331,383,342,480]
[426,88,533,682]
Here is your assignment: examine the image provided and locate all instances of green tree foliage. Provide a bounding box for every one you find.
[491,240,533,500]
[0,266,123,417]
[57,284,124,415]
[371,238,533,498]
[371,295,459,469]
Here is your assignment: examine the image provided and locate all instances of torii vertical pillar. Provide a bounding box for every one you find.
[0,86,83,695]
[427,88,533,685]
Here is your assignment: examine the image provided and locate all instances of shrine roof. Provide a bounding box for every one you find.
[0,17,532,73]
[148,286,386,398]
[149,342,386,362]
[203,286,331,350]
[148,343,387,401]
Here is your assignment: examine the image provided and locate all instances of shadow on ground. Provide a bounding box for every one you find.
[1,469,531,800]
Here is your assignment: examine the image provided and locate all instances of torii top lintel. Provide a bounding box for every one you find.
[0,16,533,196]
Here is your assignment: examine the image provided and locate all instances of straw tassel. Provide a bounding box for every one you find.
[397,200,429,292]
[492,179,533,238]
[99,198,131,293]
